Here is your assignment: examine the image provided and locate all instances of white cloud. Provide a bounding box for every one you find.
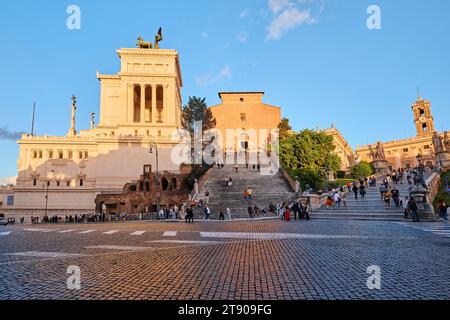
[0,176,17,186]
[237,31,249,43]
[266,7,316,40]
[195,65,232,87]
[240,9,250,18]
[269,0,294,13]
[201,32,208,39]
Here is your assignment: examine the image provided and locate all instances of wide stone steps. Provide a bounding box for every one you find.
[195,164,296,218]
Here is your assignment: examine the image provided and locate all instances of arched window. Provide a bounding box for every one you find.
[161,177,169,191]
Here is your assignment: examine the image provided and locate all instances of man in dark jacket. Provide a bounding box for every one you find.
[292,201,300,220]
[408,197,420,222]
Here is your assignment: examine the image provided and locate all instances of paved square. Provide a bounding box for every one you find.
[0,219,449,300]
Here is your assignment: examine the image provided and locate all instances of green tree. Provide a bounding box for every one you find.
[278,118,292,141]
[350,161,374,179]
[279,129,341,177]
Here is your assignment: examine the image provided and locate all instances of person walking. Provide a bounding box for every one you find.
[402,196,410,219]
[292,201,300,220]
[341,192,348,209]
[383,189,392,209]
[243,189,248,201]
[247,188,253,201]
[408,197,420,222]
[204,189,210,204]
[204,205,211,220]
[333,192,341,209]
[303,201,311,221]
[352,183,359,200]
[379,184,386,200]
[226,207,232,221]
[391,187,400,207]
[219,209,225,221]
[359,185,366,199]
[284,206,291,221]
[247,204,253,219]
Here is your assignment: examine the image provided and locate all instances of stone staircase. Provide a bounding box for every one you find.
[312,179,415,221]
[194,164,296,219]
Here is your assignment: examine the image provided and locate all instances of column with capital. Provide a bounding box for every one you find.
[127,84,134,123]
[164,84,169,124]
[140,84,146,123]
[152,84,157,123]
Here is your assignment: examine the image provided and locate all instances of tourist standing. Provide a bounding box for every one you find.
[341,192,348,209]
[235,165,239,173]
[226,207,232,221]
[292,201,300,220]
[333,192,341,209]
[284,206,291,221]
[402,196,410,219]
[219,209,225,221]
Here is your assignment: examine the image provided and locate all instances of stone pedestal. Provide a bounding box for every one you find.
[436,151,450,171]
[410,186,436,220]
[371,160,390,175]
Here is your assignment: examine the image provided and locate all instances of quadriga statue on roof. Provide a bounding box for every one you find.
[136,27,164,49]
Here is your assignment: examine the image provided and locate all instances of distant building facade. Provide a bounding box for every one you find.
[356,96,446,170]
[209,92,281,153]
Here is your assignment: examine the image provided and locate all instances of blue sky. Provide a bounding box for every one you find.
[0,0,449,182]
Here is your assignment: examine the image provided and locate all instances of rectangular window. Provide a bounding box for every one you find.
[6,195,14,206]
[424,145,430,150]
[68,151,73,159]
[32,150,38,159]
[38,150,43,159]
[80,179,84,187]
[48,150,54,159]
[33,179,37,186]
[67,181,70,187]
[84,151,88,159]
[58,151,64,159]
[403,148,409,153]
[56,181,60,187]
[79,152,83,159]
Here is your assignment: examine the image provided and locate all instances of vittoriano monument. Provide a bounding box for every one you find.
[369,142,390,175]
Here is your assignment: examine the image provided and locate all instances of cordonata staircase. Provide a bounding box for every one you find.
[195,161,296,219]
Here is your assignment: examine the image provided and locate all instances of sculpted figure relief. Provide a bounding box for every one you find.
[444,131,450,152]
[432,131,444,154]
[369,142,386,161]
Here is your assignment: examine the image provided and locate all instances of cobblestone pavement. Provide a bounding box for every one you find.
[0,219,449,300]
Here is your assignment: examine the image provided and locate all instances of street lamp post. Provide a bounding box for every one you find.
[149,143,160,216]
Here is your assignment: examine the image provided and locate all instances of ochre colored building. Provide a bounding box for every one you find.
[209,92,281,153]
[356,96,446,170]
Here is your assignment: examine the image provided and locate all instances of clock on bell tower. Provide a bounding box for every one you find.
[411,95,435,137]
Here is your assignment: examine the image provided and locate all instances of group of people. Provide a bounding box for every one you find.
[279,200,311,221]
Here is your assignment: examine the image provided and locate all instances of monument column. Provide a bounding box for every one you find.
[140,84,146,123]
[152,84,157,123]
[127,84,133,123]
[164,84,169,124]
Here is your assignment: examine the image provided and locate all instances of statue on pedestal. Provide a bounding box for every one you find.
[444,131,450,152]
[432,131,444,154]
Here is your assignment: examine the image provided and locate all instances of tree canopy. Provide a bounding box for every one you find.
[278,118,292,141]
[350,161,374,179]
[279,129,341,178]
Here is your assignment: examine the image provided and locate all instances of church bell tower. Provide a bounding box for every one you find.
[411,95,435,137]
